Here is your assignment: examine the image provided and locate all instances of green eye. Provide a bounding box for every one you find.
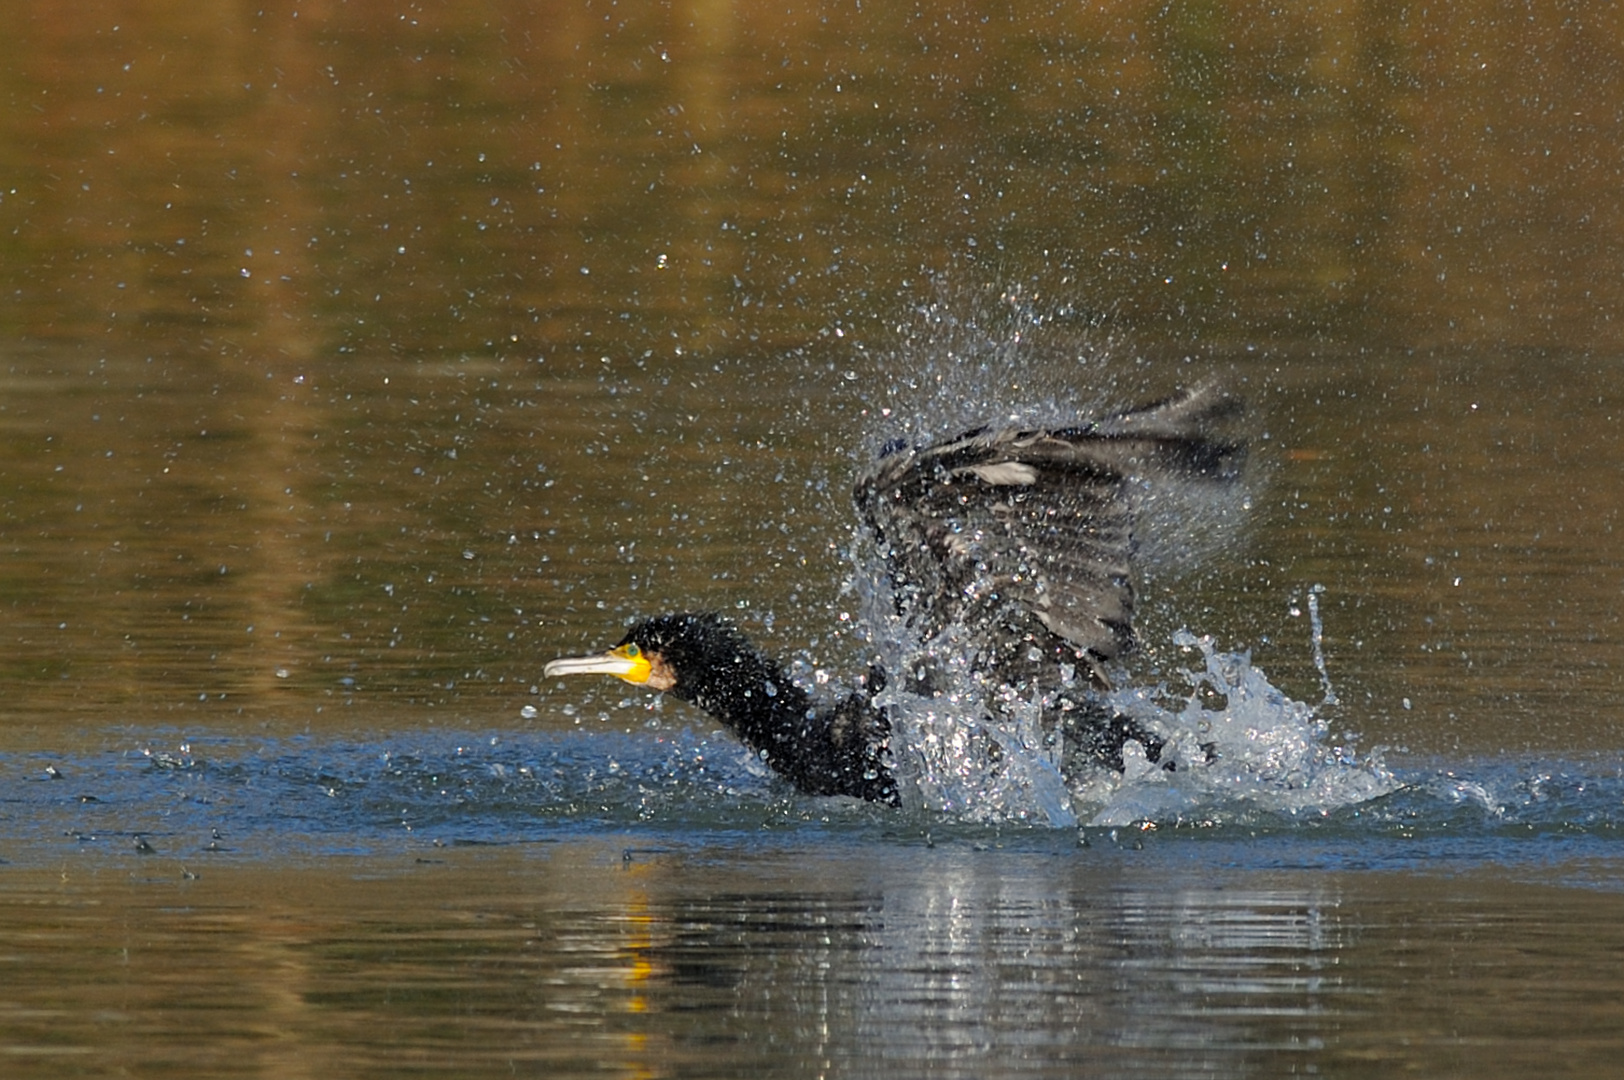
[624,644,641,658]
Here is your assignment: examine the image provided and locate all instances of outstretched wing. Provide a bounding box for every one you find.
[855,385,1245,689]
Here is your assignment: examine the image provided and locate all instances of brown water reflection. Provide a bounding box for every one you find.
[2,0,1621,753]
[5,0,1624,355]
[6,338,1622,758]
[2,842,1622,1078]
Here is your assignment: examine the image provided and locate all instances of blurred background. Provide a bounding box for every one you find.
[2,0,1622,756]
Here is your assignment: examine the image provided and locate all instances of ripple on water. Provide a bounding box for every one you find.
[5,691,1623,883]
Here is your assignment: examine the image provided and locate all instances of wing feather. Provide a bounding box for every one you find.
[856,385,1243,692]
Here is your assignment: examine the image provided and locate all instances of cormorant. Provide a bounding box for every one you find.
[543,385,1245,806]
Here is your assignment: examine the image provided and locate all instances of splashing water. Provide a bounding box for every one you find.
[855,557,1396,827]
[1081,630,1396,827]
[872,627,1396,830]
[874,620,1081,827]
[824,299,1394,827]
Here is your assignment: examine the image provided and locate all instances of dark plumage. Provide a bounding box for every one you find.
[544,385,1245,805]
[612,613,898,803]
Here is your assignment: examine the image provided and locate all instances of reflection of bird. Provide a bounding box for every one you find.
[544,386,1245,806]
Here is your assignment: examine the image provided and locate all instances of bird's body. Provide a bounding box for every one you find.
[544,385,1245,805]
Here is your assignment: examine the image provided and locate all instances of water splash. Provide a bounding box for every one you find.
[846,418,1387,829]
[865,621,1396,830]
[874,622,1080,828]
[1307,583,1339,707]
[1082,630,1396,827]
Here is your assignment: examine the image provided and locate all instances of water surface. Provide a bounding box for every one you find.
[4,1,1624,1076]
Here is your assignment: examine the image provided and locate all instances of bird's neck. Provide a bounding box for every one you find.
[676,644,896,804]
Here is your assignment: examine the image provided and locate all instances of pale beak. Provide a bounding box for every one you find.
[543,644,652,684]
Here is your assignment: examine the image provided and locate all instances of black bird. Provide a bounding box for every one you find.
[543,385,1245,806]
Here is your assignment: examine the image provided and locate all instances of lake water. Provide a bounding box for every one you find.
[3,1,1624,1076]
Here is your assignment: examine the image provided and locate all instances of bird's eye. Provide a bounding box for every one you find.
[624,644,641,658]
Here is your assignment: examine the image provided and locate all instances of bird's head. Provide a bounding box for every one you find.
[543,612,757,700]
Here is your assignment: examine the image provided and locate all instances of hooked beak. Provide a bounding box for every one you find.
[543,643,652,685]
